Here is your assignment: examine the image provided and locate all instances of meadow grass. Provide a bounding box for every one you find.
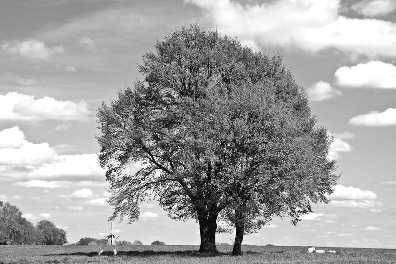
[0,244,395,264]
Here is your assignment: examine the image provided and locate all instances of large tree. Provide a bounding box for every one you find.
[204,83,337,255]
[97,25,336,254]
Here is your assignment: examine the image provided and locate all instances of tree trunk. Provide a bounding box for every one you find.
[232,210,245,255]
[198,211,218,254]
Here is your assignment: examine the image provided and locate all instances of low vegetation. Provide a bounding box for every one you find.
[0,201,66,245]
[0,245,395,264]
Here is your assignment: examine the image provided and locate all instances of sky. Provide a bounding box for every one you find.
[0,0,396,248]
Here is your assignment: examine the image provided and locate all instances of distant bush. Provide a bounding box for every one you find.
[117,240,132,246]
[76,237,97,246]
[132,240,143,245]
[151,240,165,246]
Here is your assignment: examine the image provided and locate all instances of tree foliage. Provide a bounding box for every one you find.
[97,25,337,254]
[36,220,67,245]
[0,201,67,245]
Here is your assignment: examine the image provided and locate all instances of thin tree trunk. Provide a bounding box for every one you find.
[198,211,218,254]
[232,209,245,255]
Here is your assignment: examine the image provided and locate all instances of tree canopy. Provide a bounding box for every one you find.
[0,201,67,245]
[97,25,337,254]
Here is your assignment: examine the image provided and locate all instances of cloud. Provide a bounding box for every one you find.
[30,154,104,181]
[307,81,341,101]
[22,213,36,222]
[352,0,396,17]
[335,61,396,89]
[329,185,380,208]
[187,0,396,57]
[2,39,64,60]
[14,180,62,189]
[86,197,107,206]
[365,226,381,231]
[328,135,352,160]
[300,212,324,221]
[0,127,104,183]
[0,92,90,122]
[349,108,396,127]
[0,195,7,201]
[0,127,56,166]
[39,213,51,219]
[69,188,94,199]
[140,211,159,218]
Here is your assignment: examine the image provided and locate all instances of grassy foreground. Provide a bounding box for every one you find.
[0,245,395,264]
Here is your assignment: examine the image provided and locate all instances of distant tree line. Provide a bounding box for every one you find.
[0,201,67,245]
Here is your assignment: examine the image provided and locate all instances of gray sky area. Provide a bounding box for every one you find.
[0,0,395,247]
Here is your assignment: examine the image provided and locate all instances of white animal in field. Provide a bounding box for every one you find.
[307,247,336,254]
[307,247,316,253]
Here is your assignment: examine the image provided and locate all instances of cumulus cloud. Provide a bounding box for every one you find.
[86,197,107,206]
[300,212,324,221]
[329,185,380,208]
[328,135,352,160]
[0,127,103,183]
[352,0,396,17]
[335,61,396,89]
[2,39,64,60]
[349,108,396,126]
[30,154,104,181]
[0,92,90,122]
[39,213,51,219]
[186,0,396,57]
[365,226,381,231]
[307,81,341,101]
[14,180,62,189]
[69,188,94,199]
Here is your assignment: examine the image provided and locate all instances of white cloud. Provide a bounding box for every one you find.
[329,185,380,208]
[349,108,396,126]
[0,92,89,122]
[140,211,159,218]
[328,135,352,160]
[335,61,396,89]
[22,213,36,222]
[0,127,55,166]
[39,213,51,219]
[30,154,104,181]
[365,226,381,231]
[307,81,341,101]
[187,0,396,57]
[352,0,396,17]
[0,127,104,183]
[87,197,107,206]
[14,180,62,189]
[331,185,377,200]
[69,188,94,199]
[2,39,64,60]
[0,195,7,201]
[300,212,324,221]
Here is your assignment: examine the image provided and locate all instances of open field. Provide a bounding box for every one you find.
[0,245,395,264]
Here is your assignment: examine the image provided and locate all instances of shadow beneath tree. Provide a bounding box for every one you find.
[46,249,265,258]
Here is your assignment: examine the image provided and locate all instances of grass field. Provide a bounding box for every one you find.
[0,245,395,264]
